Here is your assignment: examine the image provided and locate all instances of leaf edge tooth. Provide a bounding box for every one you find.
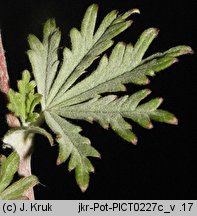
[131,137,138,145]
[147,122,154,129]
[168,117,178,125]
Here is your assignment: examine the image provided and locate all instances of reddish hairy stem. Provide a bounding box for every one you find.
[0,33,20,126]
[0,33,34,200]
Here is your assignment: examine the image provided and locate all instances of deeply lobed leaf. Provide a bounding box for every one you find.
[22,4,192,192]
[0,152,39,200]
[44,111,100,191]
[45,4,139,107]
[54,89,177,144]
[49,32,192,108]
[7,70,42,125]
[27,19,61,108]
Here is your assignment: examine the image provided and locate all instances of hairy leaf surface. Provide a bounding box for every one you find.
[23,4,192,191]
[44,111,100,191]
[27,19,61,108]
[45,4,139,106]
[7,70,42,125]
[50,36,192,107]
[0,152,38,200]
[54,89,177,144]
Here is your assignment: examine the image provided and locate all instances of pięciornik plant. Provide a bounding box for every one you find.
[0,4,193,200]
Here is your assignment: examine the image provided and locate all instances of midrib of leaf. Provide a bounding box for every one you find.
[45,5,101,105]
[44,111,97,163]
[54,95,154,117]
[50,63,126,108]
[44,36,52,103]
[57,106,163,124]
[44,26,61,102]
[50,115,88,155]
[52,89,178,143]
[44,111,100,191]
[27,19,60,109]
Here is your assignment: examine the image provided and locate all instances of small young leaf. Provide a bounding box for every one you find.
[7,70,42,125]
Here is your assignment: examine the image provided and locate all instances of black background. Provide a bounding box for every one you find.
[0,0,196,200]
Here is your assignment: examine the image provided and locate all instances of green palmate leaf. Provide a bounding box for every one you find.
[44,111,100,191]
[0,152,39,200]
[54,89,177,144]
[45,4,139,107]
[7,70,42,125]
[22,4,192,191]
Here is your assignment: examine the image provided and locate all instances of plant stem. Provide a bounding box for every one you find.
[17,133,35,200]
[0,33,34,200]
[0,33,21,127]
[18,152,34,200]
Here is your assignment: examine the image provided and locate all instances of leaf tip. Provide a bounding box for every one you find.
[91,3,99,9]
[146,27,160,37]
[156,28,160,34]
[188,48,194,55]
[80,185,88,193]
[56,159,62,166]
[49,139,54,146]
[126,20,133,27]
[145,78,150,84]
[180,46,194,55]
[103,123,109,130]
[153,28,160,36]
[120,84,127,91]
[130,8,140,15]
[131,137,138,145]
[168,117,178,125]
[159,97,164,104]
[147,123,154,129]
[173,58,179,64]
[146,88,152,95]
[0,154,6,162]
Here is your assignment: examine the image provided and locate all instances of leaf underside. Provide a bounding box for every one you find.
[0,152,39,200]
[26,4,192,191]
